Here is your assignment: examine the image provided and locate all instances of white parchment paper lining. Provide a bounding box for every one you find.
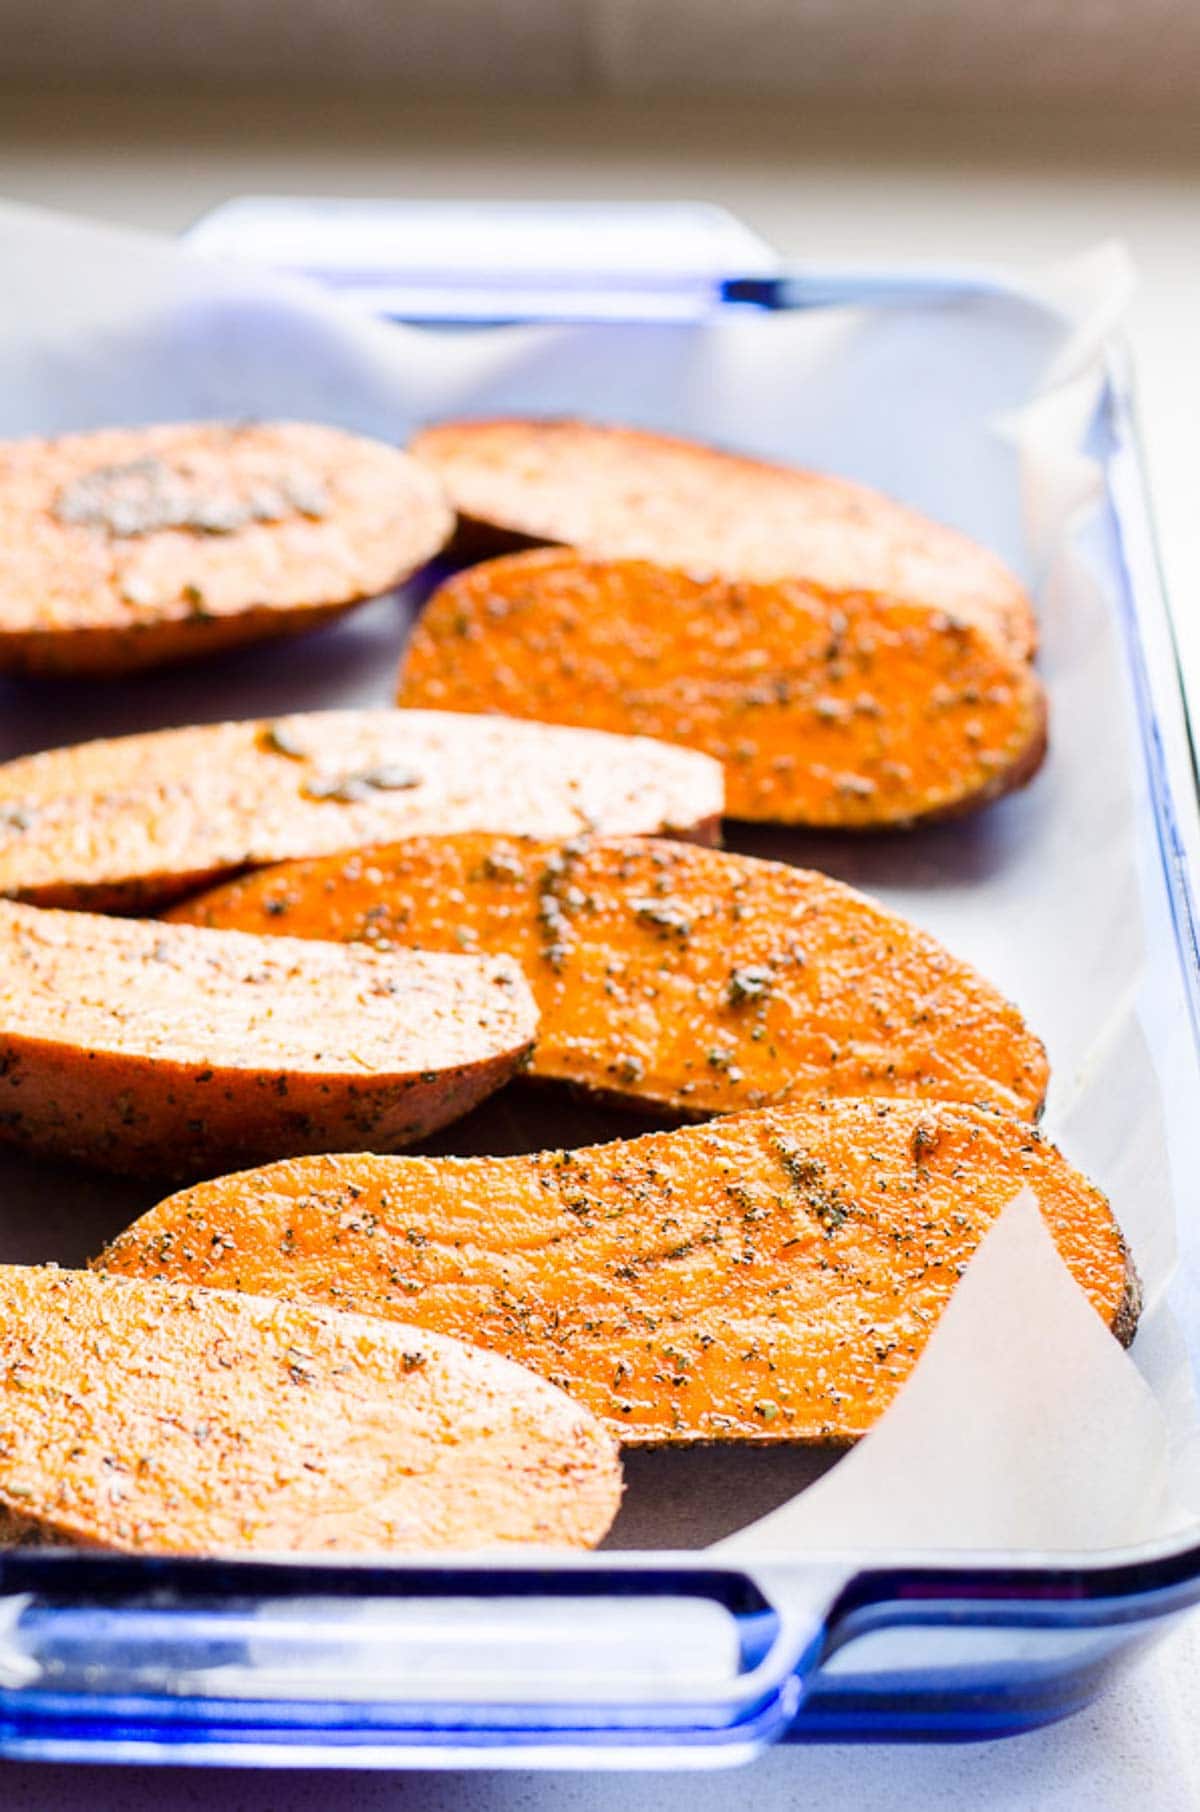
[0,207,1196,1555]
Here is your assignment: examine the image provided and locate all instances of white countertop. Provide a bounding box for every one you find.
[1,86,1199,1808]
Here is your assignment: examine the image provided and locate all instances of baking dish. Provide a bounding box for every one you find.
[0,204,1198,1764]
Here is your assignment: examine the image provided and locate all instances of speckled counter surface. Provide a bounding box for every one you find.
[1,88,1199,1808]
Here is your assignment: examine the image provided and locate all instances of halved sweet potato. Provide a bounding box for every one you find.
[0,709,723,912]
[0,1267,620,1554]
[98,1099,1137,1445]
[398,551,1046,827]
[171,833,1047,1122]
[0,420,453,675]
[409,419,1036,659]
[0,900,537,1176]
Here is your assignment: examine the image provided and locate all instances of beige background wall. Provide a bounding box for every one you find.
[0,0,1198,102]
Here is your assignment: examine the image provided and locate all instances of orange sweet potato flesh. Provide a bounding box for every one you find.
[0,899,537,1177]
[98,1099,1138,1446]
[397,551,1046,827]
[0,709,723,912]
[171,833,1048,1123]
[409,419,1037,661]
[0,1267,621,1554]
[0,421,453,676]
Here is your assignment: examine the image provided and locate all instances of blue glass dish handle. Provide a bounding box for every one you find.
[3,1532,1200,1761]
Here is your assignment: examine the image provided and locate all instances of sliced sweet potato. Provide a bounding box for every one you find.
[98,1099,1137,1445]
[0,899,537,1177]
[397,551,1047,826]
[0,709,723,912]
[171,833,1048,1122]
[409,419,1036,659]
[0,420,453,675]
[0,1267,620,1554]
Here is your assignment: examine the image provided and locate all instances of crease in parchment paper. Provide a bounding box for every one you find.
[0,206,1197,1553]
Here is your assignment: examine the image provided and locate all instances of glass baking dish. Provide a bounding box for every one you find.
[0,205,1198,1765]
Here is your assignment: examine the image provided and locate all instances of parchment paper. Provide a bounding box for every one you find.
[1,203,1196,1555]
[720,1192,1191,1555]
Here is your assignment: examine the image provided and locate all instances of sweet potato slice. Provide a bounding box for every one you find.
[0,420,453,675]
[0,1267,620,1554]
[98,1100,1137,1445]
[0,900,537,1177]
[398,552,1046,827]
[0,709,722,912]
[171,833,1048,1122]
[409,419,1036,660]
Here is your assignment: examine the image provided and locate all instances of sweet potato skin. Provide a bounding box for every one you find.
[0,900,537,1177]
[171,833,1048,1123]
[408,419,1037,660]
[0,421,453,675]
[0,710,723,912]
[99,1099,1136,1446]
[397,551,1046,828]
[0,1267,621,1554]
